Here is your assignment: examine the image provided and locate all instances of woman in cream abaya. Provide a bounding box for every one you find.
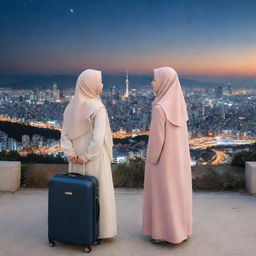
[142,67,192,244]
[60,69,117,239]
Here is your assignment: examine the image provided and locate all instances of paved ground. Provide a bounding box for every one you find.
[0,188,256,256]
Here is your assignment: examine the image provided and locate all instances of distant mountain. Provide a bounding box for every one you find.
[186,75,256,88]
[0,74,234,90]
[0,74,77,90]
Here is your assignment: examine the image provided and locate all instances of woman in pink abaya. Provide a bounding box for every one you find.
[142,66,192,244]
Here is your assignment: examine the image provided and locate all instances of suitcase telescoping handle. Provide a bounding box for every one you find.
[66,162,86,178]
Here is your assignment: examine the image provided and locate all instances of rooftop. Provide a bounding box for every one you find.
[0,188,256,256]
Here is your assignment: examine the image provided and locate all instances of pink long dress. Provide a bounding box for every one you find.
[142,103,192,243]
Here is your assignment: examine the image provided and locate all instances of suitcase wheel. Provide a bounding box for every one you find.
[49,240,55,247]
[84,246,91,253]
[49,238,55,247]
[93,239,101,245]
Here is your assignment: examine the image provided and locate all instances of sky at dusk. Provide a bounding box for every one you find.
[1,0,256,78]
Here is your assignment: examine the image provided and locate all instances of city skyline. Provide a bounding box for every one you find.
[0,0,256,79]
[0,84,255,165]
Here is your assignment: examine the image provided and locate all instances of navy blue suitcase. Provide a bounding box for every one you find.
[48,172,100,253]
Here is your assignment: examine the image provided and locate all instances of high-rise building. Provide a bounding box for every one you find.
[32,134,42,149]
[53,82,60,102]
[131,89,136,96]
[7,138,17,150]
[22,135,30,148]
[215,86,223,98]
[227,83,232,95]
[202,103,205,116]
[111,86,116,96]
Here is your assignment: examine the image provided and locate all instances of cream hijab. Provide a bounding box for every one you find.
[152,67,189,127]
[63,69,113,161]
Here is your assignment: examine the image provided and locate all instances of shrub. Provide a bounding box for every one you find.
[0,150,66,163]
[192,169,245,191]
[113,158,145,188]
[231,151,256,167]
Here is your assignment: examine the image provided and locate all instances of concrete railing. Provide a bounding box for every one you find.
[0,161,21,192]
[245,161,256,195]
[1,161,255,194]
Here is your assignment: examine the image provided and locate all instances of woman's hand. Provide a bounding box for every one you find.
[68,154,78,164]
[77,155,89,165]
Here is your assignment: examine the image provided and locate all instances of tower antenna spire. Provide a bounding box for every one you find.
[125,70,129,98]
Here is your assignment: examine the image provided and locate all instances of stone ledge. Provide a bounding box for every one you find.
[245,161,256,194]
[0,161,21,192]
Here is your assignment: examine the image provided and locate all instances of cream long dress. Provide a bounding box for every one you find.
[60,107,117,239]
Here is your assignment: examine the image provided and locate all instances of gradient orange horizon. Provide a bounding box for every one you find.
[8,64,256,78]
[6,49,256,77]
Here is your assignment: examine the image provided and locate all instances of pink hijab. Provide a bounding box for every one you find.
[63,69,104,140]
[153,67,189,127]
